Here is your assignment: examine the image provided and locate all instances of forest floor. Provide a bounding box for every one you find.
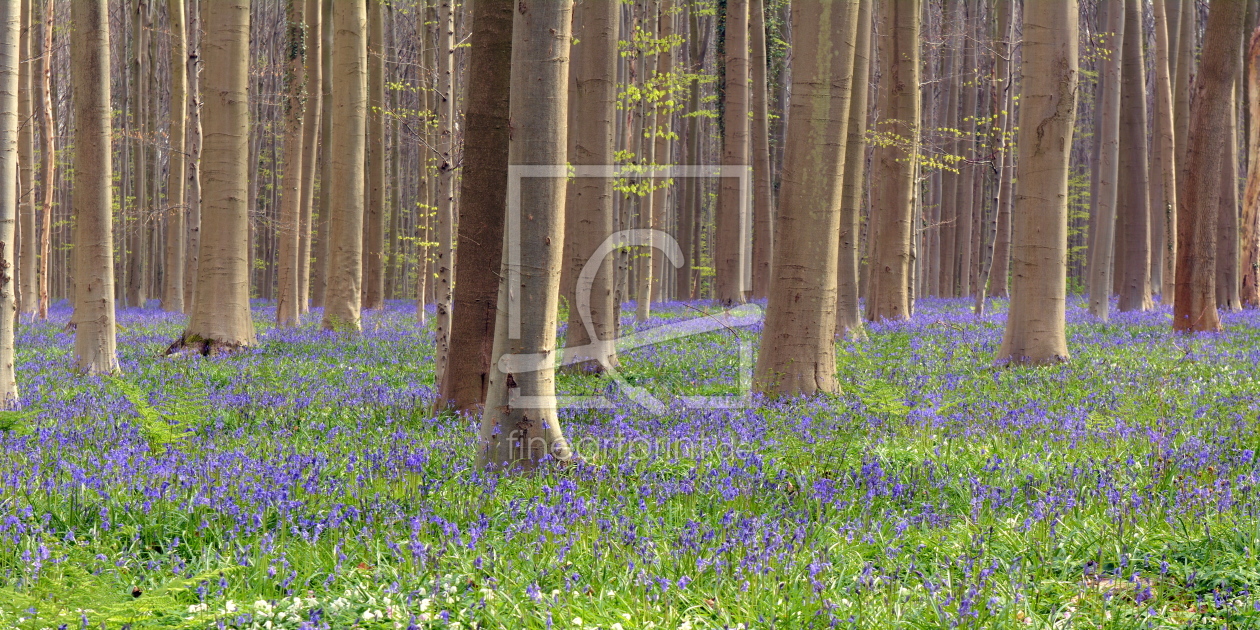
[1,297,1259,628]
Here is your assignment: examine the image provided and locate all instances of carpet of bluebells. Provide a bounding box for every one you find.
[3,297,1260,629]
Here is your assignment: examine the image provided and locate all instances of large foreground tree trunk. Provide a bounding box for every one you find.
[434,0,513,414]
[559,0,619,373]
[754,0,859,397]
[0,0,19,403]
[865,0,920,322]
[477,0,575,471]
[171,0,256,353]
[321,0,368,332]
[70,0,119,374]
[1173,0,1247,333]
[996,0,1079,365]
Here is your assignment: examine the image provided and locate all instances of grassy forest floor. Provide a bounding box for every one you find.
[2,297,1260,628]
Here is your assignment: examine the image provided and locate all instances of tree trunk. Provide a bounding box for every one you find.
[16,0,32,319]
[974,0,1016,314]
[749,0,773,299]
[1153,0,1179,304]
[183,0,201,311]
[835,0,870,339]
[70,0,119,374]
[676,7,708,300]
[432,0,455,387]
[938,1,961,297]
[1244,28,1260,307]
[320,0,368,331]
[865,0,920,322]
[996,0,1078,365]
[435,0,513,414]
[558,0,619,374]
[276,0,307,328]
[953,1,977,298]
[1218,77,1243,311]
[1117,0,1152,312]
[127,0,149,309]
[1088,0,1123,321]
[297,0,322,314]
[311,0,333,309]
[0,0,20,403]
[714,0,748,305]
[162,0,187,314]
[362,0,385,310]
[1173,0,1193,211]
[1174,0,1247,333]
[171,0,256,352]
[476,0,575,471]
[33,0,50,320]
[755,0,859,396]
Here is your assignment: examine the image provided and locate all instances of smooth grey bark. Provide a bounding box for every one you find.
[0,0,19,403]
[477,0,575,471]
[754,0,860,396]
[70,0,120,374]
[996,0,1079,365]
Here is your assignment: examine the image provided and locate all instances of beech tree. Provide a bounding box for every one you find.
[162,0,187,313]
[835,0,871,340]
[996,0,1079,365]
[754,0,859,396]
[1243,28,1260,307]
[559,0,620,373]
[16,0,31,319]
[321,0,368,332]
[714,0,748,305]
[33,0,51,320]
[1173,0,1247,333]
[362,0,386,310]
[170,0,256,353]
[1152,0,1178,304]
[749,0,773,299]
[477,0,575,471]
[865,0,921,322]
[432,0,455,385]
[70,0,119,374]
[436,0,513,414]
[1087,0,1122,321]
[1116,0,1151,312]
[275,0,308,328]
[297,0,322,313]
[0,0,18,403]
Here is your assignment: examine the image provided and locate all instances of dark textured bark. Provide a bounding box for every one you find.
[435,0,513,414]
